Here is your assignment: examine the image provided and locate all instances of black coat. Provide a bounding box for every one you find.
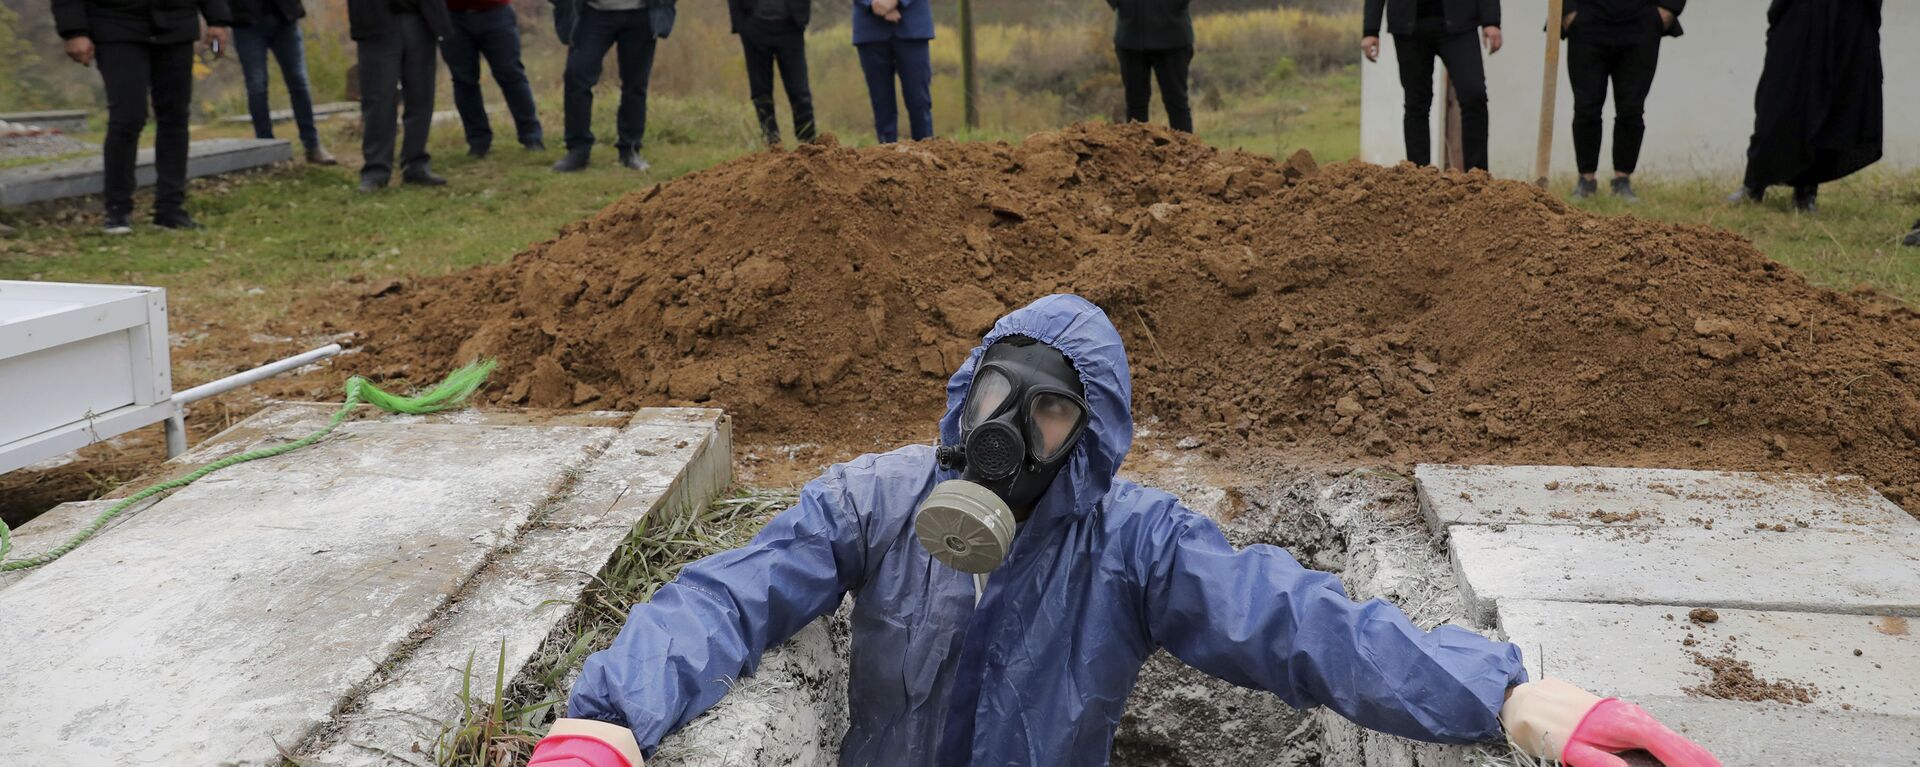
[1563,0,1684,40]
[726,0,810,35]
[1744,0,1883,187]
[1363,0,1500,37]
[1107,0,1192,51]
[230,0,307,26]
[348,0,451,40]
[53,0,232,44]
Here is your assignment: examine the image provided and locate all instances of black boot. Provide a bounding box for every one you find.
[152,210,203,230]
[1903,219,1920,248]
[1792,184,1818,214]
[551,148,591,172]
[1726,186,1764,205]
[103,211,133,235]
[403,163,448,186]
[1572,177,1598,199]
[618,148,651,172]
[1610,176,1639,203]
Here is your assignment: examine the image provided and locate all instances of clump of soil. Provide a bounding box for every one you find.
[1688,607,1720,624]
[1686,651,1819,704]
[349,122,1920,511]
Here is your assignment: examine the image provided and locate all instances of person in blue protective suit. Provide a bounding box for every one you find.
[526,294,1722,767]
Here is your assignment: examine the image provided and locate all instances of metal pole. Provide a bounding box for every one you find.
[163,343,344,458]
[960,0,979,131]
[1535,0,1565,188]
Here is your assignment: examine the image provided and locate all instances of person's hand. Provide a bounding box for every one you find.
[202,25,231,58]
[1562,11,1577,32]
[1502,678,1722,767]
[869,0,898,16]
[1658,7,1675,29]
[1360,35,1380,63]
[64,35,95,66]
[884,9,901,22]
[1482,26,1502,54]
[528,719,644,767]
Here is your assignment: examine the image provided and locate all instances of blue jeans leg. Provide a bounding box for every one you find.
[856,41,899,143]
[233,24,276,140]
[444,11,494,151]
[562,8,623,151]
[268,20,321,150]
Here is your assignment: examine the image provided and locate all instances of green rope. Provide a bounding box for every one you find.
[0,360,497,573]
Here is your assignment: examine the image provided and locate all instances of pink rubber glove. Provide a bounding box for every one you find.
[1503,678,1721,767]
[528,718,643,767]
[1563,698,1722,767]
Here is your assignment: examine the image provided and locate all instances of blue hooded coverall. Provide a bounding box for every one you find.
[568,294,1529,765]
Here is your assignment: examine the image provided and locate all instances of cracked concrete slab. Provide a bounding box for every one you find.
[0,403,729,767]
[1417,464,1913,532]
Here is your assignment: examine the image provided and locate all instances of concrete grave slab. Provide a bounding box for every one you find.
[0,403,729,767]
[0,138,292,207]
[1417,464,1913,532]
[1498,600,1920,765]
[0,497,158,591]
[0,110,89,133]
[1449,524,1920,621]
[221,101,359,124]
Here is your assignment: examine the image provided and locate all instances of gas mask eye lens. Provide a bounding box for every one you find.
[965,368,1014,429]
[1026,392,1085,461]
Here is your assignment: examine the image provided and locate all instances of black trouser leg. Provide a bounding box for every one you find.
[1116,47,1152,125]
[397,13,439,174]
[1391,32,1440,166]
[1567,40,1610,176]
[1608,36,1660,176]
[95,42,154,217]
[1151,46,1193,133]
[741,36,779,144]
[773,33,815,141]
[1434,29,1487,171]
[358,31,403,183]
[148,42,194,215]
[613,11,657,152]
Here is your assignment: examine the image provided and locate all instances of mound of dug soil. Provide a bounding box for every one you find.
[353,122,1920,509]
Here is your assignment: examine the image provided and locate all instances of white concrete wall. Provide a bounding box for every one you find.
[1360,4,1920,179]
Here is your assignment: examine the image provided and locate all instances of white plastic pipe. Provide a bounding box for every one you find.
[164,343,343,457]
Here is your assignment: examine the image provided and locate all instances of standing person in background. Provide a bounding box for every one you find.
[231,0,338,166]
[1107,0,1194,133]
[852,0,933,143]
[1728,0,1882,214]
[348,0,452,192]
[443,0,546,158]
[727,0,816,146]
[1561,0,1684,202]
[550,0,677,172]
[53,0,233,233]
[1360,0,1502,172]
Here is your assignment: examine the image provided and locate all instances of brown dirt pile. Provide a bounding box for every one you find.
[351,122,1920,509]
[1686,651,1819,704]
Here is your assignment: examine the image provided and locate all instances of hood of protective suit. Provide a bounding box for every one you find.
[937,294,1133,532]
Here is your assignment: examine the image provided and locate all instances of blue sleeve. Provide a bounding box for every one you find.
[1141,507,1526,744]
[566,477,868,754]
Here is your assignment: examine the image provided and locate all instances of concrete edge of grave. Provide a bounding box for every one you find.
[0,496,159,591]
[219,101,359,124]
[1414,463,1915,534]
[0,138,292,207]
[296,408,732,766]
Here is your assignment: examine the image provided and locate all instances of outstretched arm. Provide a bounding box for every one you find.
[557,477,869,758]
[1141,507,1524,743]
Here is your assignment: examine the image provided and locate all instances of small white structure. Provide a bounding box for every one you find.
[0,280,337,475]
[1360,4,1920,179]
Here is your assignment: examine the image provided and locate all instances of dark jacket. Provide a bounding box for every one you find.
[1562,0,1684,40]
[348,0,451,39]
[53,0,232,44]
[1107,0,1192,51]
[230,0,306,26]
[1363,0,1499,37]
[552,0,678,45]
[726,0,809,35]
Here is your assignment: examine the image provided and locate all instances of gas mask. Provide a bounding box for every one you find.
[915,336,1089,573]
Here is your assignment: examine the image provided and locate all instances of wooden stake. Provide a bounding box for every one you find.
[1536,0,1565,188]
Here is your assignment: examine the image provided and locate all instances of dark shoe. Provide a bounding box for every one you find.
[1610,176,1639,203]
[618,148,650,172]
[103,212,133,235]
[551,148,591,172]
[403,166,448,186]
[1726,186,1763,205]
[467,145,490,159]
[306,146,339,165]
[523,140,548,152]
[151,211,202,230]
[1792,185,1818,214]
[1571,177,1598,199]
[358,176,387,194]
[1903,220,1920,248]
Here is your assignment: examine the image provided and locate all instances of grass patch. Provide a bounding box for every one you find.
[433,487,792,767]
